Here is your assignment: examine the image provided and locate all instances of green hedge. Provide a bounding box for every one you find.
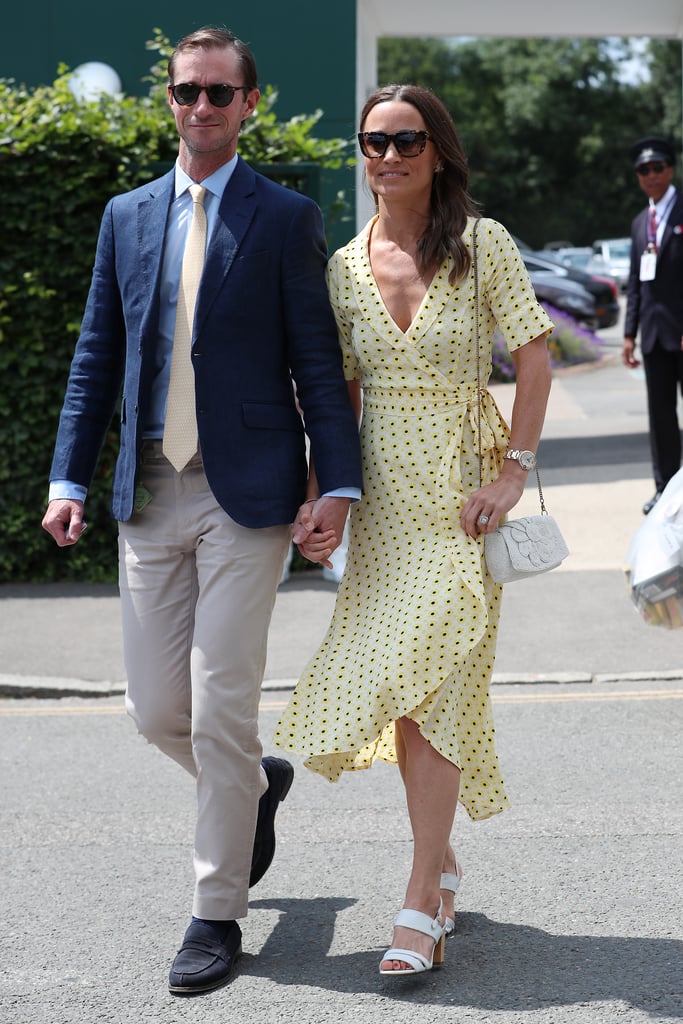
[0,31,353,582]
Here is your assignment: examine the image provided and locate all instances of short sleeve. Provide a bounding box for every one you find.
[478,219,554,353]
[326,253,361,380]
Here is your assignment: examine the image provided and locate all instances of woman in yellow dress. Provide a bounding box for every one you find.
[274,84,553,978]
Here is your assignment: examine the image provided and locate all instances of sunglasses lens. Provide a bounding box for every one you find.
[394,131,423,156]
[358,131,428,158]
[360,133,388,157]
[638,162,666,175]
[172,84,240,107]
[172,84,200,106]
[206,85,236,107]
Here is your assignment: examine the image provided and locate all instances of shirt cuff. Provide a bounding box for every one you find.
[49,481,88,503]
[320,488,361,502]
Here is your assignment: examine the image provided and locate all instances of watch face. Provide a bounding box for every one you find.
[519,450,536,470]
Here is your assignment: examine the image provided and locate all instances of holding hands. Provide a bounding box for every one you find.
[293,495,351,569]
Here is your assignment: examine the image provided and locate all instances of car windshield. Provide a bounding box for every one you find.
[563,252,591,269]
[607,242,630,261]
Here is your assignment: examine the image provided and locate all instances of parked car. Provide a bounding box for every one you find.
[551,246,594,271]
[521,250,620,330]
[525,269,601,330]
[590,237,631,292]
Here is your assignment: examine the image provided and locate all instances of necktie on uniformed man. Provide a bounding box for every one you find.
[647,198,658,252]
[163,183,207,471]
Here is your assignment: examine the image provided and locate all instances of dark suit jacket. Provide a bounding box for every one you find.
[50,158,362,526]
[624,188,683,354]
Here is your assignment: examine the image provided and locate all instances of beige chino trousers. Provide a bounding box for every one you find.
[118,443,290,920]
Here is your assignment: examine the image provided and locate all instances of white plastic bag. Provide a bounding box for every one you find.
[625,467,683,627]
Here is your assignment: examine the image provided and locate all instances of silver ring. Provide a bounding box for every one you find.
[478,514,490,525]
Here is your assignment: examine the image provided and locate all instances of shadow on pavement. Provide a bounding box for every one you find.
[541,432,651,470]
[245,901,682,1019]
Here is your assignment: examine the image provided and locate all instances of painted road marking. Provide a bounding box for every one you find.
[1,689,682,717]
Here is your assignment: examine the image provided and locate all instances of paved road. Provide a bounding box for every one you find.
[1,680,681,1023]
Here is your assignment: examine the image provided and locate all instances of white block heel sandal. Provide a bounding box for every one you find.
[379,902,446,977]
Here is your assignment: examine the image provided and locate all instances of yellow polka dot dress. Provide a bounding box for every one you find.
[274,217,554,821]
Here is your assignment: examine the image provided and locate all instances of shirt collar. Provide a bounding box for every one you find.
[173,154,239,200]
[654,184,676,216]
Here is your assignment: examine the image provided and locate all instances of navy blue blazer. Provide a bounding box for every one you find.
[624,188,683,354]
[50,157,362,526]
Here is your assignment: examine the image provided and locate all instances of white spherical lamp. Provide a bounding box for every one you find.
[69,62,122,101]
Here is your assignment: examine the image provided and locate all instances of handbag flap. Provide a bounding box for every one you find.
[497,515,569,571]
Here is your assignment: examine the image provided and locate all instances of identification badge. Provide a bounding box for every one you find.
[640,251,657,281]
[134,483,153,512]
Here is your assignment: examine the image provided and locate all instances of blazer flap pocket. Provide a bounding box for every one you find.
[242,402,302,431]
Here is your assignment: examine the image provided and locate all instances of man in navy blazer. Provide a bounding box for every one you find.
[623,136,683,514]
[42,27,361,994]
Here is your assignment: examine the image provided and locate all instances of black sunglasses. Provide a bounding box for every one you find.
[636,161,668,176]
[358,130,431,159]
[169,82,250,108]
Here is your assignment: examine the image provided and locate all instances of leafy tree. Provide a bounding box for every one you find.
[640,39,683,143]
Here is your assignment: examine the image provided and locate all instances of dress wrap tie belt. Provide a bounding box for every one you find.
[362,383,510,651]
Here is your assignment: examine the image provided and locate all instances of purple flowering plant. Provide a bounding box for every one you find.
[489,303,605,383]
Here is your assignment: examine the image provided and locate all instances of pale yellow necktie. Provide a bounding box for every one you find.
[163,183,207,471]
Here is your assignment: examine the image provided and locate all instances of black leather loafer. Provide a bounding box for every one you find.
[250,756,294,887]
[168,918,242,995]
[643,492,662,515]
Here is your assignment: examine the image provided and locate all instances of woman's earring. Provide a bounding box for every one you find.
[434,162,444,173]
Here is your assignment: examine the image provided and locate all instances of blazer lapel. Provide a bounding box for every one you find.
[136,171,175,341]
[194,157,256,336]
[659,190,683,256]
[634,207,648,256]
[137,171,175,290]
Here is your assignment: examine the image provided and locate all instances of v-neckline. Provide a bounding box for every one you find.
[364,216,437,337]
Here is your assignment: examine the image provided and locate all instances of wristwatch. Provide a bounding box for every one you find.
[504,448,537,471]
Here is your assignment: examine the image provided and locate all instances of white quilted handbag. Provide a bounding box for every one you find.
[484,513,569,583]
